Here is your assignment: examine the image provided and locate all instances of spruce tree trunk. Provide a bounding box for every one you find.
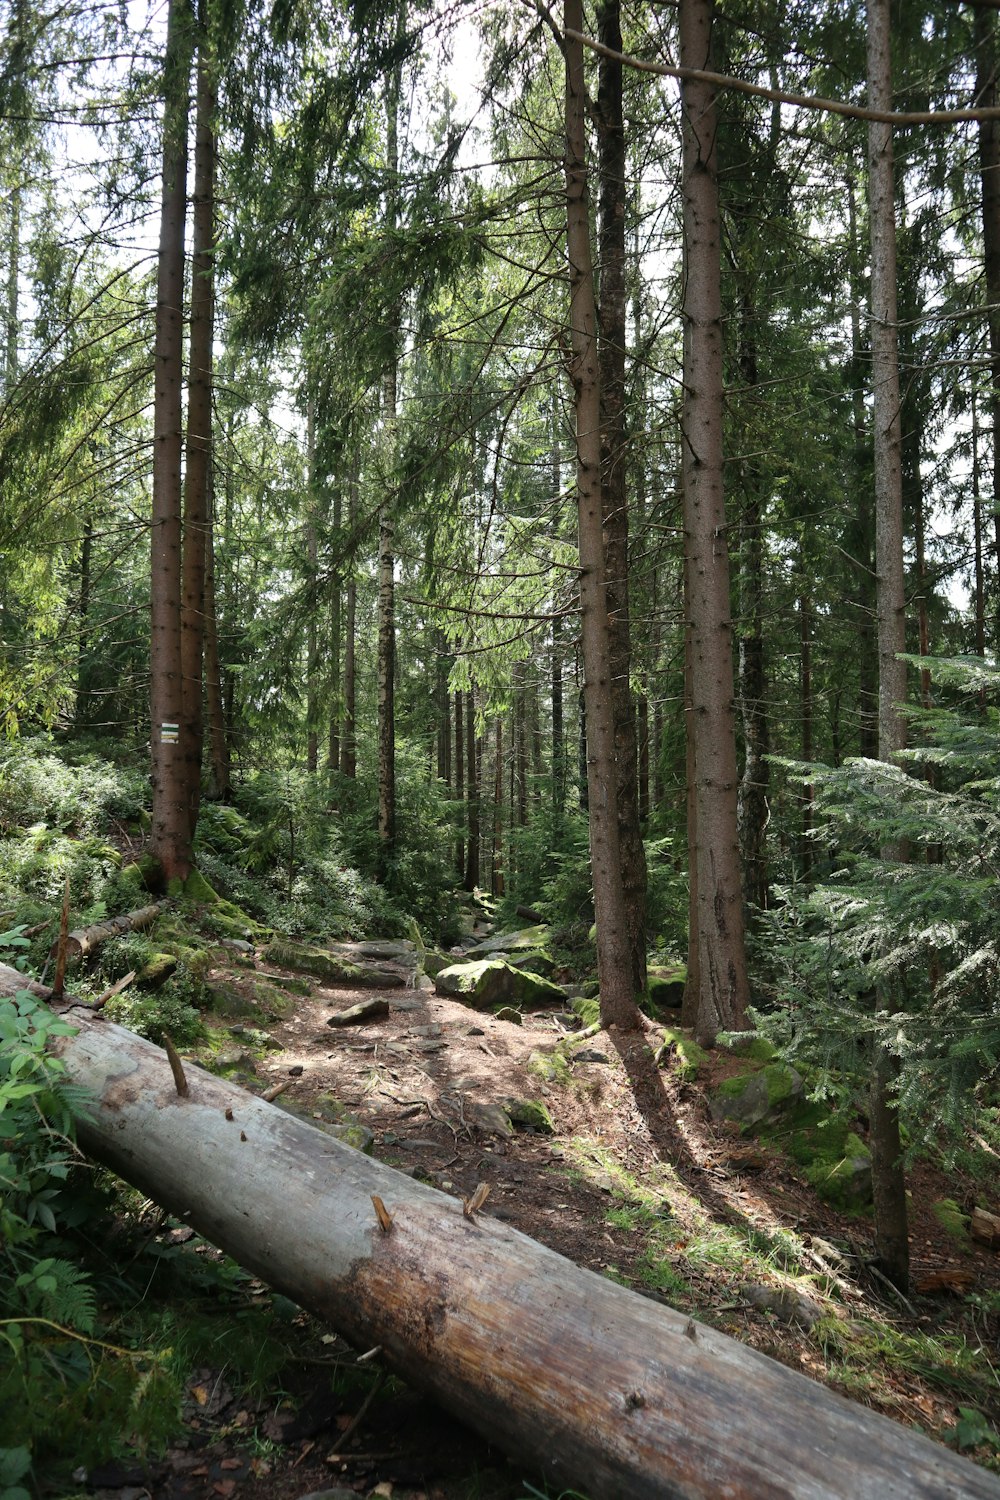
[464,687,479,890]
[76,519,92,729]
[377,40,402,882]
[866,0,910,1295]
[180,32,216,839]
[565,0,641,1032]
[454,688,465,876]
[799,576,813,879]
[4,177,19,385]
[203,468,231,801]
[328,483,342,773]
[306,402,320,774]
[976,6,1000,651]
[341,463,358,779]
[734,294,768,915]
[597,0,647,997]
[846,176,879,760]
[149,0,193,886]
[679,0,748,1044]
[973,401,986,657]
[550,406,566,834]
[492,717,504,897]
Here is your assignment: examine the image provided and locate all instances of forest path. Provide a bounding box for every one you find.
[147,936,1000,1500]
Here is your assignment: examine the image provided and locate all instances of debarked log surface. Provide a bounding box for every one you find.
[2,963,998,1500]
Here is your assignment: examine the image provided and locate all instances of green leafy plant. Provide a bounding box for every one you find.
[944,1407,1000,1452]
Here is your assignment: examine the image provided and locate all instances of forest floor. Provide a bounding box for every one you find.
[82,927,1000,1500]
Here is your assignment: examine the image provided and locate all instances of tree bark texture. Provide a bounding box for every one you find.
[679,0,749,1043]
[328,481,343,774]
[454,688,465,875]
[202,468,231,802]
[464,687,479,890]
[341,464,358,779]
[180,32,216,839]
[565,0,641,1032]
[306,402,320,776]
[733,294,769,915]
[866,0,910,1295]
[3,970,994,1500]
[597,0,648,997]
[149,0,193,885]
[846,175,879,761]
[377,42,402,882]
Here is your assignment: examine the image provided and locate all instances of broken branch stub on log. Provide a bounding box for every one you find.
[0,964,996,1500]
[53,902,168,962]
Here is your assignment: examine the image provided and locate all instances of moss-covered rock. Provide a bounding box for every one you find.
[504,948,556,977]
[717,1032,777,1063]
[709,1061,803,1129]
[506,1098,555,1133]
[464,924,552,958]
[528,1048,571,1085]
[434,958,565,1010]
[571,996,601,1029]
[802,1134,872,1210]
[136,953,178,989]
[655,1027,709,1081]
[932,1197,971,1244]
[263,937,404,988]
[647,964,686,1010]
[419,948,453,980]
[256,970,312,997]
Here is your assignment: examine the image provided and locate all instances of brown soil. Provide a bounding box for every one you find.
[89,945,1000,1500]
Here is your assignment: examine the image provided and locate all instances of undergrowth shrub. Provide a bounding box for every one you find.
[0,737,146,836]
[763,656,1000,1163]
[0,966,179,1491]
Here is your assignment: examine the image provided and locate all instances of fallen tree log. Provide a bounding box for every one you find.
[51,902,168,962]
[1,963,997,1500]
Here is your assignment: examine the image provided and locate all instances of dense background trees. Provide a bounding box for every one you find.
[3,0,1000,1297]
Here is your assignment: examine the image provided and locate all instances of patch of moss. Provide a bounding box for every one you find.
[656,1027,708,1080]
[571,996,601,1029]
[256,971,312,996]
[932,1197,971,1244]
[528,1049,571,1086]
[506,1098,555,1133]
[717,1032,777,1063]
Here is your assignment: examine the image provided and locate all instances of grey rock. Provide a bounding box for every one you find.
[220,938,254,953]
[708,1063,803,1129]
[572,1048,610,1065]
[468,1100,515,1138]
[743,1283,825,1330]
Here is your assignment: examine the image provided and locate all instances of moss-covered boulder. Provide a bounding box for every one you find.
[418,948,453,980]
[647,964,686,1010]
[263,938,405,988]
[718,1033,778,1063]
[506,1098,555,1133]
[464,924,551,958]
[802,1136,872,1211]
[932,1197,971,1244]
[504,948,556,978]
[434,958,565,1010]
[709,1061,804,1129]
[136,953,178,989]
[775,1113,873,1211]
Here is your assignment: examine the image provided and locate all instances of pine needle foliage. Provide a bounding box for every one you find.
[763,658,1000,1161]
